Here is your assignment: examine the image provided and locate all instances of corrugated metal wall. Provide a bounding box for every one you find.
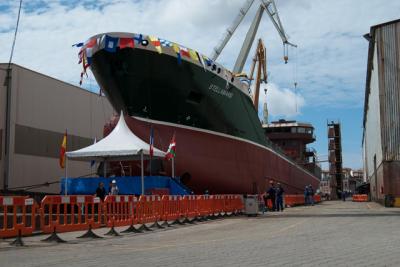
[376,21,400,161]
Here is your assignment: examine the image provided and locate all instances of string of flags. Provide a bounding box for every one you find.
[74,33,235,86]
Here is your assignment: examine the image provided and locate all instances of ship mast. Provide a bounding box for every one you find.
[210,0,296,73]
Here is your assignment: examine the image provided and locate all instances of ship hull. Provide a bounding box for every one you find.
[115,115,320,194]
[87,32,320,194]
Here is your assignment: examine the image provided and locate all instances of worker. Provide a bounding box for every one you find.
[276,183,285,212]
[308,184,314,206]
[304,185,309,205]
[110,179,119,195]
[266,181,276,211]
[95,182,106,201]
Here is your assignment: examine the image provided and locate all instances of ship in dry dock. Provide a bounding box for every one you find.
[78,0,320,194]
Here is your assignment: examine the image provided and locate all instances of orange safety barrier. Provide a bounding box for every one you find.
[352,194,368,202]
[0,196,37,238]
[234,195,244,212]
[1,193,245,238]
[183,195,198,218]
[40,195,102,234]
[161,195,180,221]
[137,195,161,224]
[313,195,322,203]
[284,195,305,207]
[103,195,135,227]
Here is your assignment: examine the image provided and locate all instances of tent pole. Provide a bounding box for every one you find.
[65,157,68,195]
[104,158,107,178]
[172,157,175,178]
[141,151,144,195]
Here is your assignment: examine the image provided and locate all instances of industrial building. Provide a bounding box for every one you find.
[362,19,400,204]
[0,63,114,195]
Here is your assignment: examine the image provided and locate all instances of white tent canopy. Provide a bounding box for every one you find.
[66,111,166,161]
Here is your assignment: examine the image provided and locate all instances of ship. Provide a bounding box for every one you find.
[77,31,320,194]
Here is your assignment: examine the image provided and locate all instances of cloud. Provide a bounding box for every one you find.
[0,0,399,105]
[256,82,305,121]
[0,0,399,170]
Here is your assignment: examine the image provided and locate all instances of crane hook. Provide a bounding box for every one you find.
[283,44,289,64]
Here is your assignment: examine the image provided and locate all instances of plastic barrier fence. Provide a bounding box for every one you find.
[40,195,102,234]
[0,196,37,238]
[0,194,246,239]
[352,194,368,202]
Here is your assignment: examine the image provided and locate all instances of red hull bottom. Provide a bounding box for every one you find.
[106,116,320,195]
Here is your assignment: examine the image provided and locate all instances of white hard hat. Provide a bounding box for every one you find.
[112,179,116,184]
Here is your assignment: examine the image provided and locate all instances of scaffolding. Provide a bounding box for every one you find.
[327,120,343,199]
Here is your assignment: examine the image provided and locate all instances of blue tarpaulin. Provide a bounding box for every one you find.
[60,176,191,195]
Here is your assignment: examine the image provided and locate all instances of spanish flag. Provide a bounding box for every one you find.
[59,131,67,169]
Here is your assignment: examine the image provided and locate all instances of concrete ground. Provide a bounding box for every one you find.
[1,200,400,267]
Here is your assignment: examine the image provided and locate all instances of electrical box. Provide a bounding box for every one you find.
[244,195,259,216]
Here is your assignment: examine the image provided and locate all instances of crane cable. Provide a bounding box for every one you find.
[7,0,23,69]
[292,46,298,114]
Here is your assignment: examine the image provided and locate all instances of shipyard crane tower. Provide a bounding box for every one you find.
[210,0,296,74]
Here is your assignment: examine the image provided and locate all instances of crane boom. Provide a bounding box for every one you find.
[210,0,255,61]
[211,0,296,72]
[260,0,296,48]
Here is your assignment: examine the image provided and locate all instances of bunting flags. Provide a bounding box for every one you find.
[134,34,149,46]
[202,55,213,66]
[85,38,97,65]
[149,36,162,54]
[180,46,190,58]
[75,33,212,85]
[59,131,67,169]
[119,37,134,49]
[172,43,182,64]
[72,42,84,47]
[159,38,172,47]
[197,51,206,71]
[104,35,118,52]
[189,49,198,61]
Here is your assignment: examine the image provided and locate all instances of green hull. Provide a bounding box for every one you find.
[91,48,267,146]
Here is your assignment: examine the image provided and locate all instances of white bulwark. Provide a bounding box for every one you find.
[0,63,114,194]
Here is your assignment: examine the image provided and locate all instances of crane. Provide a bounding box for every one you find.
[210,0,296,73]
[248,38,267,116]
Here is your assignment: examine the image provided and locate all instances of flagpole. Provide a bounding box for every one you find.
[141,150,144,195]
[65,156,68,195]
[172,157,175,178]
[65,129,68,196]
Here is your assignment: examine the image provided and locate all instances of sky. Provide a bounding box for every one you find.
[0,0,399,170]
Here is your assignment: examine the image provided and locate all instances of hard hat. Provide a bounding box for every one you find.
[112,180,116,184]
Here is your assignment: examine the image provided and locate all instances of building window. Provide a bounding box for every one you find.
[298,127,305,133]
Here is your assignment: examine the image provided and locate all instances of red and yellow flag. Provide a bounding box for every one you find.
[59,131,67,169]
